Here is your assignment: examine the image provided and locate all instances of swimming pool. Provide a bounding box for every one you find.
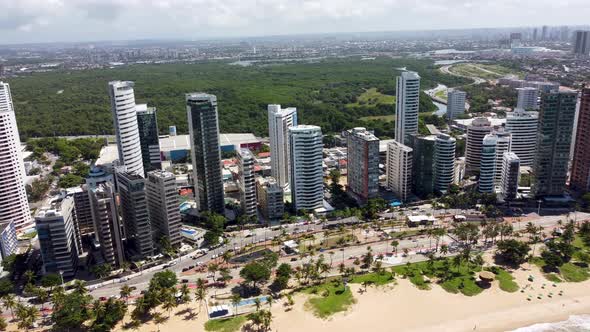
[181,228,197,235]
[237,296,269,307]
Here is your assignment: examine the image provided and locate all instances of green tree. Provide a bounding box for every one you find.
[239,262,271,289]
[51,291,92,331]
[1,294,16,321]
[495,239,531,265]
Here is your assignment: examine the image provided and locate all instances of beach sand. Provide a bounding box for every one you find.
[105,262,590,332]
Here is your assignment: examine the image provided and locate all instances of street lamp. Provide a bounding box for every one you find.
[58,270,65,289]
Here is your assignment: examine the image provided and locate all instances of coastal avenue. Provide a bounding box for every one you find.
[87,210,589,301]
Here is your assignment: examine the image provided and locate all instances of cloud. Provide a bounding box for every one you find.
[0,0,590,43]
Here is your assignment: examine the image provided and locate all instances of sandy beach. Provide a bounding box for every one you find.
[101,262,590,332]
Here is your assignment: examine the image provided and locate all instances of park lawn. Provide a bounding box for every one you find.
[434,89,447,100]
[544,273,563,283]
[303,280,357,318]
[204,316,247,332]
[490,267,519,292]
[449,63,505,80]
[350,272,396,286]
[440,276,483,296]
[346,88,395,108]
[359,111,435,123]
[559,263,589,282]
[530,256,546,269]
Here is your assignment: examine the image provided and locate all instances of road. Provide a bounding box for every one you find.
[440,64,486,85]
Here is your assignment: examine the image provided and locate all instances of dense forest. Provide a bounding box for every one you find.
[7,57,469,139]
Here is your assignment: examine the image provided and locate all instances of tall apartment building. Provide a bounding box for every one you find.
[446,89,467,120]
[409,134,436,197]
[35,197,81,278]
[108,81,144,176]
[465,117,492,174]
[434,133,456,194]
[346,127,380,204]
[289,125,324,211]
[516,87,540,110]
[386,141,413,202]
[0,221,17,260]
[505,108,539,167]
[494,130,512,185]
[237,149,257,217]
[117,172,153,259]
[256,177,284,222]
[89,183,124,267]
[72,186,94,237]
[574,31,590,56]
[570,88,590,192]
[268,105,297,189]
[479,134,498,193]
[0,82,32,231]
[136,104,161,174]
[146,170,182,248]
[501,152,520,200]
[395,71,421,145]
[532,91,578,197]
[187,93,225,214]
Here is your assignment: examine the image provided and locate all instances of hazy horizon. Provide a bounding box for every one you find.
[2,0,590,44]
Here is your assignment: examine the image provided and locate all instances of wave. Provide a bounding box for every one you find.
[509,315,590,332]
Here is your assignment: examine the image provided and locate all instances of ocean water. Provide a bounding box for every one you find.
[510,315,590,332]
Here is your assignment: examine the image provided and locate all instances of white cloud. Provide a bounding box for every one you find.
[0,0,589,43]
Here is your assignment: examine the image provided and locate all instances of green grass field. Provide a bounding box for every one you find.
[346,88,395,108]
[488,267,519,292]
[350,272,396,286]
[204,316,247,332]
[449,63,522,80]
[359,111,436,123]
[559,263,589,282]
[303,280,357,318]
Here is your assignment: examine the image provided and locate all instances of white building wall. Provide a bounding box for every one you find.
[289,125,324,211]
[447,89,467,120]
[434,134,456,193]
[395,71,420,146]
[268,105,297,189]
[505,108,538,167]
[386,141,413,202]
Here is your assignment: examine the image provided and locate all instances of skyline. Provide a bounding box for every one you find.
[2,0,590,44]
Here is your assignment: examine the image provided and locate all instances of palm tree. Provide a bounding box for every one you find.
[391,240,399,255]
[120,285,132,305]
[439,244,449,257]
[152,312,166,332]
[23,270,35,285]
[254,298,262,312]
[328,251,335,267]
[267,295,274,309]
[194,286,207,313]
[208,263,219,282]
[73,280,88,295]
[162,291,177,318]
[2,294,16,321]
[260,310,273,331]
[231,293,241,317]
[180,284,191,305]
[35,288,49,311]
[15,304,38,331]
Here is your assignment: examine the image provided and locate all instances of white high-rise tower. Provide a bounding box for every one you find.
[0,82,32,231]
[268,105,297,189]
[395,71,421,146]
[108,81,144,177]
[289,125,324,211]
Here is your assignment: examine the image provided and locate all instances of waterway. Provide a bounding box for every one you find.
[433,101,447,117]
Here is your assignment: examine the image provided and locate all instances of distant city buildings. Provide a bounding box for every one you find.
[289,125,324,211]
[516,87,539,110]
[268,105,297,189]
[570,88,590,193]
[532,91,577,197]
[0,82,33,231]
[346,127,380,204]
[256,177,284,222]
[395,71,420,145]
[136,104,162,175]
[446,89,466,120]
[237,149,257,217]
[146,170,182,248]
[501,152,520,200]
[187,93,225,214]
[108,81,144,176]
[574,31,590,56]
[505,108,539,167]
[386,141,413,202]
[35,197,81,278]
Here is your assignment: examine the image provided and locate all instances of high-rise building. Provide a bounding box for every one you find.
[494,130,512,185]
[256,177,284,222]
[479,134,497,193]
[446,89,467,120]
[410,134,436,197]
[542,26,548,41]
[237,149,257,217]
[570,88,590,192]
[268,105,297,189]
[146,170,182,248]
[516,87,540,110]
[0,221,17,260]
[187,93,225,214]
[434,133,456,194]
[0,82,32,231]
[386,141,413,202]
[89,183,124,267]
[108,81,144,177]
[35,197,81,278]
[574,31,590,56]
[465,117,492,174]
[289,125,324,211]
[136,104,161,175]
[117,172,153,259]
[346,127,380,204]
[505,108,539,167]
[395,71,421,145]
[532,91,578,197]
[72,186,94,237]
[533,28,538,41]
[501,152,520,200]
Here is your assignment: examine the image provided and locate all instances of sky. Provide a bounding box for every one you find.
[1,0,590,44]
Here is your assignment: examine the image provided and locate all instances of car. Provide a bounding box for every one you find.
[211,254,218,259]
[182,267,188,272]
[290,257,298,262]
[181,279,189,283]
[188,265,195,270]
[99,296,107,301]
